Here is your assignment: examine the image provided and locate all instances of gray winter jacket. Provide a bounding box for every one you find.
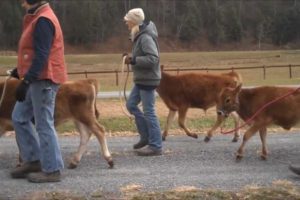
[131,21,161,86]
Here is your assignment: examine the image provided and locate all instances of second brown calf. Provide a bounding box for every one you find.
[156,66,242,142]
[217,84,300,160]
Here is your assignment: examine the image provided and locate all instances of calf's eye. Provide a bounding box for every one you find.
[225,97,231,104]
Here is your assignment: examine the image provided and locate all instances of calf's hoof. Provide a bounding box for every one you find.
[204,136,210,143]
[162,136,166,141]
[236,154,243,161]
[68,162,78,169]
[260,155,267,160]
[108,158,114,169]
[232,137,239,143]
[188,134,198,139]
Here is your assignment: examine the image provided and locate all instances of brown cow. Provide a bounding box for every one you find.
[156,66,242,142]
[217,84,300,160]
[0,78,113,169]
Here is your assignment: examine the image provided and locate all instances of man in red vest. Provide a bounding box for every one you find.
[10,0,67,183]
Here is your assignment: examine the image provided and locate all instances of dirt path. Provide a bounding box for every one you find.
[0,133,300,199]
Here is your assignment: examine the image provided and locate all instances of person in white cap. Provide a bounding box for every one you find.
[123,8,162,156]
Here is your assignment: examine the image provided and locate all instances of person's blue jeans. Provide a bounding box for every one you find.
[12,80,64,173]
[126,85,162,150]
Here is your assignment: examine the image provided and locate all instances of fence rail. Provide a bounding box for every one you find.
[1,64,300,86]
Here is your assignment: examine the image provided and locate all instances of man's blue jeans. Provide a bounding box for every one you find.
[126,85,162,150]
[12,80,64,173]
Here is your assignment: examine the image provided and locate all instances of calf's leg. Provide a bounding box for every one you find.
[83,118,113,168]
[231,112,240,142]
[204,114,225,142]
[68,121,92,169]
[236,123,260,160]
[93,122,113,168]
[162,110,176,141]
[259,127,268,160]
[178,107,198,139]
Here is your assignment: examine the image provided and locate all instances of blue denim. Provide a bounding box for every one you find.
[126,85,162,150]
[12,80,64,173]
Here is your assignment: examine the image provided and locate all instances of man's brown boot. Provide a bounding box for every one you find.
[10,160,41,178]
[135,146,162,156]
[133,140,148,149]
[27,171,61,183]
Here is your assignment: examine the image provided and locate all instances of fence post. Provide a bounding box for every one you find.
[289,64,292,79]
[115,70,119,86]
[177,68,180,75]
[84,70,88,78]
[263,66,266,80]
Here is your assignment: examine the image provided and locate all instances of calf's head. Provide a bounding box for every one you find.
[217,84,242,117]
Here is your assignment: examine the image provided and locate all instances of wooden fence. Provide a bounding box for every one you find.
[64,64,300,86]
[1,64,300,90]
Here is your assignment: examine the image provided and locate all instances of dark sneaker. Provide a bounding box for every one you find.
[133,140,148,149]
[135,146,162,156]
[27,171,61,183]
[10,160,41,179]
[289,165,300,175]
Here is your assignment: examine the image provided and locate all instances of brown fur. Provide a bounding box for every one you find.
[217,85,300,160]
[0,78,113,168]
[156,66,242,142]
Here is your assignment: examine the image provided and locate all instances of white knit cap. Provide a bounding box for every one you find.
[124,8,145,25]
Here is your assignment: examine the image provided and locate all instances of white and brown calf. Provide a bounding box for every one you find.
[0,79,113,169]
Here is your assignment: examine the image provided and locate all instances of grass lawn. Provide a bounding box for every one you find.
[1,50,300,91]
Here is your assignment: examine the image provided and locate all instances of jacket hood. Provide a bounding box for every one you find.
[135,21,158,41]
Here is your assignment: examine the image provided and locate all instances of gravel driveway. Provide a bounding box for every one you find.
[0,132,300,199]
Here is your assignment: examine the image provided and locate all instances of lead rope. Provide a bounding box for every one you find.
[120,56,134,119]
[221,87,300,135]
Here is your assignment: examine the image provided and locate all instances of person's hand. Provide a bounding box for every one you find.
[124,56,132,64]
[15,79,30,102]
[8,68,19,79]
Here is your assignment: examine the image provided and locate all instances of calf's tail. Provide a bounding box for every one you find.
[87,79,100,119]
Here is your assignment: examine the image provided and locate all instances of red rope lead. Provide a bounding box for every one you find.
[221,87,300,135]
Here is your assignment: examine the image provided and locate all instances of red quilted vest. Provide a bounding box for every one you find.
[17,3,67,84]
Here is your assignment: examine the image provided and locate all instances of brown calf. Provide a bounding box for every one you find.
[156,66,242,142]
[217,84,300,160]
[0,79,113,169]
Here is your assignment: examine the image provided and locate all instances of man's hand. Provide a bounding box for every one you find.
[124,56,132,64]
[9,68,19,79]
[15,80,30,102]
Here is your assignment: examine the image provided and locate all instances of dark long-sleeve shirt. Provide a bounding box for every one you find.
[24,17,54,82]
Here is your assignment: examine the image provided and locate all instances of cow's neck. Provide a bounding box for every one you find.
[160,72,176,84]
[236,89,253,121]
